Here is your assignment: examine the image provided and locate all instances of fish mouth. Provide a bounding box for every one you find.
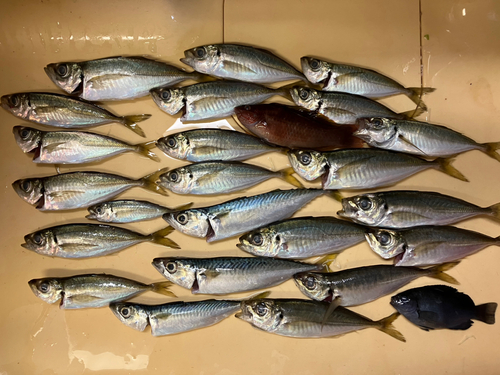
[179,57,193,67]
[1,96,11,110]
[85,214,96,220]
[21,242,29,250]
[336,209,347,218]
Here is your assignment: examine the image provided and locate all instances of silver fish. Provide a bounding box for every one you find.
[1,92,150,137]
[237,216,366,259]
[45,56,203,101]
[22,224,179,258]
[301,57,435,108]
[294,262,458,306]
[86,200,192,223]
[13,126,159,164]
[338,190,500,228]
[163,188,331,242]
[355,117,500,161]
[29,274,175,309]
[236,298,405,341]
[156,129,280,162]
[158,161,302,195]
[152,256,322,295]
[287,149,468,190]
[365,226,500,266]
[181,44,305,83]
[150,81,288,122]
[290,86,423,124]
[12,168,168,210]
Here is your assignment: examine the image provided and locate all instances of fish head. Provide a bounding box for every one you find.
[390,292,418,316]
[237,227,282,257]
[28,277,64,304]
[44,62,83,94]
[150,87,185,115]
[338,193,387,226]
[109,302,149,332]
[300,57,330,85]
[236,299,283,332]
[355,117,396,144]
[1,93,31,119]
[289,86,320,111]
[233,105,265,129]
[158,167,194,194]
[86,202,115,222]
[163,209,210,238]
[287,150,327,181]
[293,272,331,301]
[364,229,406,260]
[22,229,58,256]
[151,257,197,290]
[181,45,219,74]
[13,126,42,153]
[156,132,191,160]
[12,178,44,207]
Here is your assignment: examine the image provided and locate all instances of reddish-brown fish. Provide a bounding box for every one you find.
[234,104,365,150]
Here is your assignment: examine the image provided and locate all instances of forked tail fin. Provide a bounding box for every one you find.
[376,312,406,342]
[406,87,436,110]
[481,142,500,162]
[426,262,460,285]
[150,281,177,297]
[150,226,180,249]
[435,158,469,182]
[135,141,160,162]
[139,167,170,196]
[121,114,152,137]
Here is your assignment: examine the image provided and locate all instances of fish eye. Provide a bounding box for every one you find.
[305,276,316,290]
[244,105,251,111]
[39,281,50,293]
[120,307,131,318]
[310,59,321,71]
[56,64,69,77]
[358,197,372,211]
[166,261,177,274]
[95,206,103,215]
[399,296,410,303]
[299,152,312,166]
[255,302,268,317]
[195,47,206,59]
[160,90,171,101]
[251,233,263,246]
[33,233,43,245]
[378,232,392,246]
[299,88,309,100]
[166,137,177,148]
[20,128,31,139]
[9,95,20,107]
[176,213,188,225]
[371,118,384,127]
[21,180,32,192]
[169,172,179,182]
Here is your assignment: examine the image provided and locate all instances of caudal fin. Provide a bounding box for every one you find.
[406,87,436,109]
[139,167,170,196]
[475,303,497,324]
[151,281,177,297]
[400,105,426,120]
[315,253,338,272]
[135,141,160,162]
[121,114,152,138]
[324,190,343,202]
[150,226,180,249]
[376,312,406,342]
[481,142,500,162]
[275,82,297,102]
[435,158,469,182]
[427,262,460,285]
[279,167,304,188]
[487,202,500,221]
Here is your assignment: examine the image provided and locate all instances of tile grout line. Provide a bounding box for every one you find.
[419,0,424,89]
[222,0,226,43]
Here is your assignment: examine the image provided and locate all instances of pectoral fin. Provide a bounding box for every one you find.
[398,134,427,155]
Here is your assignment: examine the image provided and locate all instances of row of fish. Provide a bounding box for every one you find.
[8,44,498,342]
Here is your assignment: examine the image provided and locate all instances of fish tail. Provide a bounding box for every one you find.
[427,261,460,285]
[151,281,177,297]
[324,190,343,202]
[139,167,170,196]
[474,303,497,324]
[487,202,500,221]
[121,114,152,138]
[278,167,304,188]
[376,312,406,342]
[135,141,160,162]
[315,253,338,272]
[275,82,297,101]
[150,226,180,249]
[191,71,216,82]
[481,142,500,162]
[246,291,271,300]
[406,87,436,109]
[435,157,469,182]
[400,105,426,120]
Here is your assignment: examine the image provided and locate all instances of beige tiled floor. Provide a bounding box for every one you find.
[0,0,499,374]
